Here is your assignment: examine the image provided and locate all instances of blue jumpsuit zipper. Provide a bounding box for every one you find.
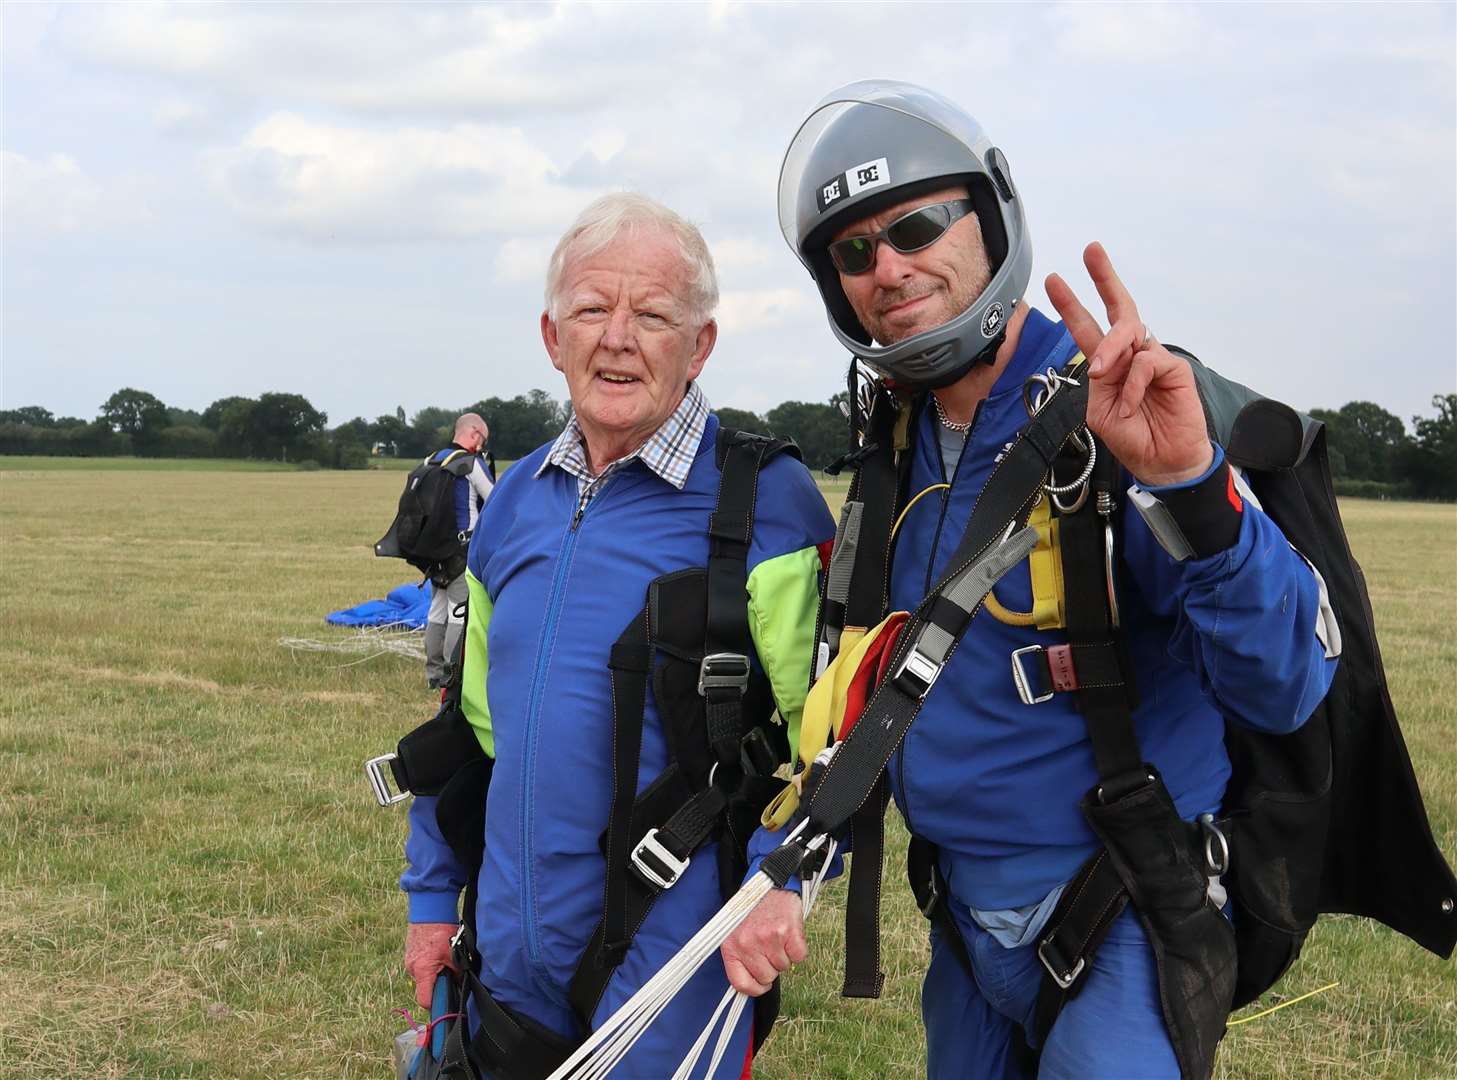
[519,480,612,985]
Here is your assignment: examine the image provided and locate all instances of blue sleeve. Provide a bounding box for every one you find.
[1123,454,1338,735]
[742,822,848,894]
[401,794,467,923]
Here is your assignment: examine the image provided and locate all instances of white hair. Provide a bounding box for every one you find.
[544,193,719,325]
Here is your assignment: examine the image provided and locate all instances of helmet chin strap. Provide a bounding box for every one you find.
[860,328,1006,393]
[854,297,1018,392]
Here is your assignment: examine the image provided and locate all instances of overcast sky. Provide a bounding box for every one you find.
[3,2,1454,431]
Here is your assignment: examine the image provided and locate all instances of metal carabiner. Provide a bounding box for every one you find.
[1198,813,1230,876]
[1021,365,1082,419]
[1022,371,1057,418]
[1024,367,1094,511]
[1045,429,1096,511]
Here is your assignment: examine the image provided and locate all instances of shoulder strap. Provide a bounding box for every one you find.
[437,448,474,477]
[703,428,798,763]
[819,391,911,662]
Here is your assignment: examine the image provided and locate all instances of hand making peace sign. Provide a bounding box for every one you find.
[1046,243,1214,488]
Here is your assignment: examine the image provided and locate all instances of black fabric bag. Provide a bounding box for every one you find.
[1180,361,1457,1005]
[376,450,475,580]
[1080,770,1237,1080]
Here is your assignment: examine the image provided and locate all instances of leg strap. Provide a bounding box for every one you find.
[462,969,577,1080]
[1032,850,1129,1042]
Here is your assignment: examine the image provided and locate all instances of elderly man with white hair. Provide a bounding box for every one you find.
[399,193,834,1078]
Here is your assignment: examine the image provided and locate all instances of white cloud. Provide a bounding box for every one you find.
[494,236,557,287]
[1049,2,1222,63]
[153,97,240,141]
[205,114,598,243]
[1,150,146,234]
[53,4,661,115]
[709,236,777,274]
[715,288,811,333]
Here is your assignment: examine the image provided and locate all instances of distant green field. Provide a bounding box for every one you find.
[1,466,1453,1079]
[0,454,303,472]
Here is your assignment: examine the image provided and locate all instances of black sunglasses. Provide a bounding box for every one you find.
[827,199,975,275]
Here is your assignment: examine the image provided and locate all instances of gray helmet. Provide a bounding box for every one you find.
[778,80,1032,389]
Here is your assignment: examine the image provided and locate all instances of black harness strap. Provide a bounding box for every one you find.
[463,972,576,1078]
[841,393,905,635]
[568,429,799,1029]
[703,433,775,765]
[1032,437,1237,1080]
[1031,437,1143,1037]
[840,778,891,997]
[600,626,653,963]
[1059,464,1141,790]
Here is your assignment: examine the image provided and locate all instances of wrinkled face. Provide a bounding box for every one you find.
[542,230,715,461]
[832,185,992,346]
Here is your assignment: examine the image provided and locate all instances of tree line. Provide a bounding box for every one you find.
[0,388,570,470]
[3,387,1453,500]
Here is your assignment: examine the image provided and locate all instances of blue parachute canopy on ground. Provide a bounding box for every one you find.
[326,581,431,629]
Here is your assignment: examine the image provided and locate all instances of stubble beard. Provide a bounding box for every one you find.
[871,262,992,347]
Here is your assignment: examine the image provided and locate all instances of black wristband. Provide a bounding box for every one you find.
[1155,457,1243,558]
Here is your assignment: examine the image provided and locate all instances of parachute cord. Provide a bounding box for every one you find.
[670,835,840,1080]
[548,819,833,1080]
[547,819,818,1079]
[891,484,950,541]
[1227,982,1340,1027]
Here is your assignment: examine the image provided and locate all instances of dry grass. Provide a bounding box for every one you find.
[1,462,1453,1078]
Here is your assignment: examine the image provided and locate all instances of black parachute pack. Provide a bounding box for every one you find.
[370,427,804,1080]
[376,448,478,582]
[815,351,1455,1080]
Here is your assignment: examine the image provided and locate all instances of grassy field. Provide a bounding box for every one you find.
[0,455,309,472]
[0,461,1453,1079]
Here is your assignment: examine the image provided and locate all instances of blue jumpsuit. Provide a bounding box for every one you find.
[403,413,833,1078]
[885,310,1337,1078]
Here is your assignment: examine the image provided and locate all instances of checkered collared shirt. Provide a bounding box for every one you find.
[536,381,710,517]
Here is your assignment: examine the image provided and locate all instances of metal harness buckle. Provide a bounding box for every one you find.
[1010,645,1055,705]
[698,653,751,696]
[1037,938,1087,990]
[630,828,690,890]
[892,644,942,700]
[364,753,409,807]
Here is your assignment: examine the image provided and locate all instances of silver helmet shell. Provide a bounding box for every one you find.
[778,80,1032,389]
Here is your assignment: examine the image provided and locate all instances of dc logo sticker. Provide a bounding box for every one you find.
[846,157,890,197]
[982,302,1004,337]
[822,178,843,204]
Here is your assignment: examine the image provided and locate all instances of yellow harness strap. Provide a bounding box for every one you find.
[984,496,1065,629]
[983,352,1086,630]
[762,612,905,830]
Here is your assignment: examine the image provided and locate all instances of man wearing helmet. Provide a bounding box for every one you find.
[721,81,1339,1079]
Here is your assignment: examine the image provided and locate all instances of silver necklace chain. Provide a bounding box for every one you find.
[933,395,971,435]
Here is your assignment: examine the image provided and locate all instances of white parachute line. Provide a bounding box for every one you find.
[703,992,748,1078]
[581,970,689,1080]
[550,821,823,1080]
[669,989,736,1080]
[671,832,840,1080]
[801,836,839,914]
[548,873,776,1080]
[277,625,427,665]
